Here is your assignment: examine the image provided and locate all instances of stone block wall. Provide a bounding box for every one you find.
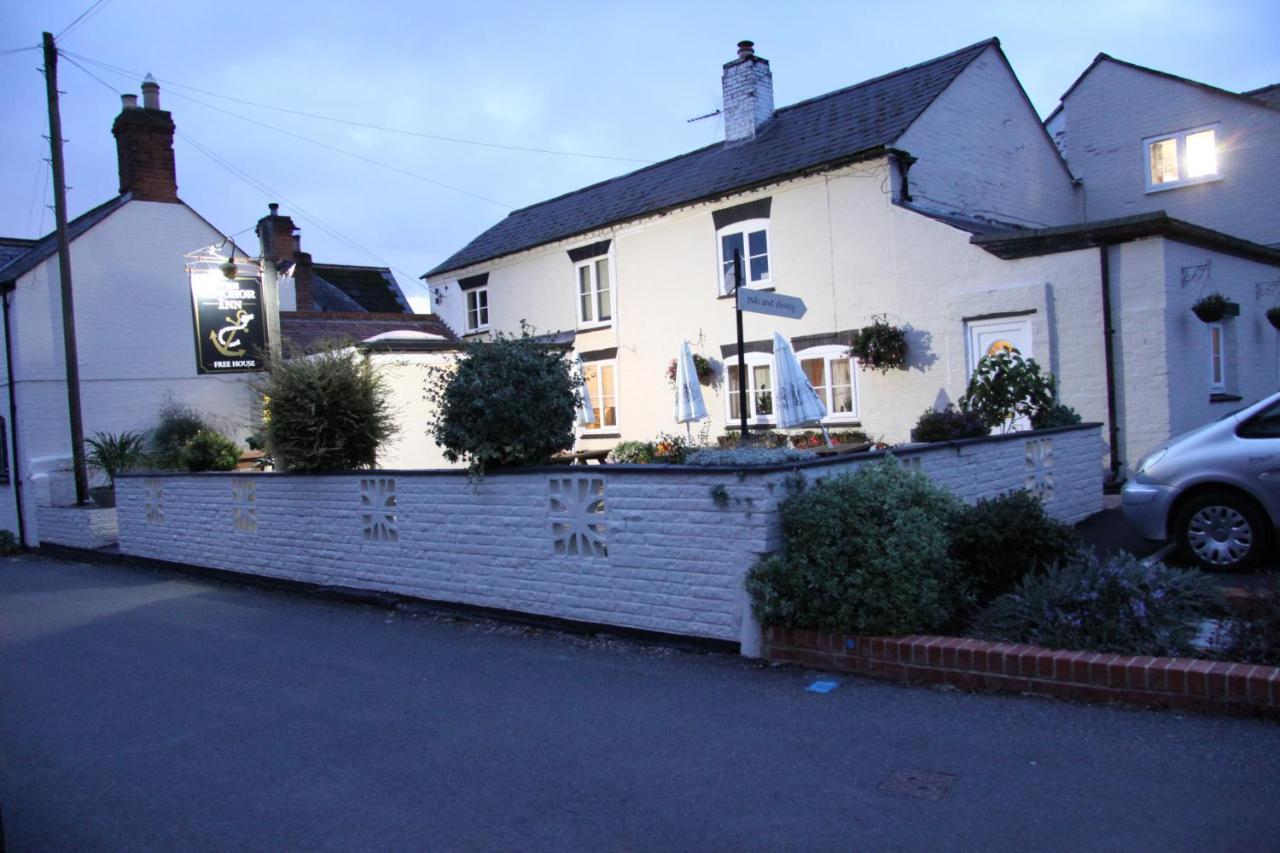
[116,425,1103,652]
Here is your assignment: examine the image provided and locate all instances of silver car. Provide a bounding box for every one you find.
[1122,391,1280,572]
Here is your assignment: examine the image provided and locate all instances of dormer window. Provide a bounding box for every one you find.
[718,219,771,295]
[1144,125,1220,192]
[576,257,613,328]
[465,287,489,333]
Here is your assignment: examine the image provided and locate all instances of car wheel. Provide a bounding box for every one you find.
[1174,491,1270,573]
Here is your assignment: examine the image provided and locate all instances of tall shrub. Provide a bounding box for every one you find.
[426,325,577,474]
[150,402,212,470]
[746,461,965,635]
[960,351,1058,431]
[257,344,396,472]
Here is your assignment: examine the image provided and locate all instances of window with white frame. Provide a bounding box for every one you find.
[717,218,770,295]
[575,256,613,328]
[465,288,489,333]
[726,353,774,424]
[1144,124,1220,192]
[1208,322,1225,393]
[581,360,618,432]
[797,346,858,421]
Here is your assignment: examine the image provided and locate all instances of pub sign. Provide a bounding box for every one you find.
[189,268,268,373]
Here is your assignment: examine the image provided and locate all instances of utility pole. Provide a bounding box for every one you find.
[42,31,90,505]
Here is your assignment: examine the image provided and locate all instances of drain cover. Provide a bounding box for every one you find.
[878,769,957,801]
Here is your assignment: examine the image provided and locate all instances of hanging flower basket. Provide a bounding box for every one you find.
[848,315,908,374]
[666,353,717,387]
[1267,307,1280,331]
[1191,293,1239,323]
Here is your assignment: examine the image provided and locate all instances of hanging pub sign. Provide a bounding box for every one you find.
[189,267,268,374]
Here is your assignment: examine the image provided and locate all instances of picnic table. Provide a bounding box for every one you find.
[549,449,612,465]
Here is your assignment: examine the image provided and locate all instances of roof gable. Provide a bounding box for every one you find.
[425,38,997,279]
[0,194,130,283]
[1057,54,1280,116]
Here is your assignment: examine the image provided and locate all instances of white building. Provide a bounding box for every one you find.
[424,39,1280,481]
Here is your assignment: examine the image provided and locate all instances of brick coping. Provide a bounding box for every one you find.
[763,627,1279,719]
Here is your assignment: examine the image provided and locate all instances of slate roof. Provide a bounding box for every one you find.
[311,263,410,313]
[280,311,457,350]
[1246,83,1280,110]
[0,238,35,271]
[426,38,997,279]
[0,194,131,283]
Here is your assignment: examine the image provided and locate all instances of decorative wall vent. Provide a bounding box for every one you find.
[232,478,257,533]
[143,478,164,524]
[549,476,607,558]
[1025,438,1054,501]
[360,478,398,542]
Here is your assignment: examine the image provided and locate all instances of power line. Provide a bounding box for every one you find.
[56,0,114,40]
[0,45,40,56]
[61,49,654,164]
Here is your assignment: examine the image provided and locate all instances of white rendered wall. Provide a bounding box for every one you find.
[896,45,1082,229]
[117,425,1104,651]
[1058,60,1280,246]
[8,200,261,542]
[371,350,458,470]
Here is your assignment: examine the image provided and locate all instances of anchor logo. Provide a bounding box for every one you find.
[209,309,254,357]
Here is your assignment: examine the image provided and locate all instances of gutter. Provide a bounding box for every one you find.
[1097,245,1122,484]
[1,282,26,546]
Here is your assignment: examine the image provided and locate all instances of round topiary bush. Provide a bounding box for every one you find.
[150,401,213,470]
[181,429,242,472]
[258,344,396,472]
[910,406,989,443]
[427,326,577,474]
[746,460,965,635]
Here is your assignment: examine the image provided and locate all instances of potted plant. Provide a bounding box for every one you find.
[848,315,908,373]
[1191,293,1239,323]
[1267,307,1280,330]
[84,430,149,507]
[666,353,717,387]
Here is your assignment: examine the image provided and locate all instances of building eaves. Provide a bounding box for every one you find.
[0,194,131,283]
[971,211,1280,267]
[424,38,997,280]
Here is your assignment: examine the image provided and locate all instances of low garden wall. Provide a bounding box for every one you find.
[115,424,1103,654]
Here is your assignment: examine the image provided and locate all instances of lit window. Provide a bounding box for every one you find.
[1144,125,1220,191]
[465,288,489,333]
[576,257,613,327]
[717,218,770,295]
[1208,323,1225,392]
[726,354,774,423]
[581,361,618,431]
[797,346,858,421]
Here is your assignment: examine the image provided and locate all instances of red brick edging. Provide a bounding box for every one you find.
[763,627,1280,719]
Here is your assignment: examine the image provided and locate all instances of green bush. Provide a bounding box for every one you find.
[181,430,241,472]
[960,351,1057,431]
[150,402,212,470]
[608,441,656,464]
[746,461,965,635]
[1030,403,1083,430]
[0,529,20,555]
[427,325,576,474]
[85,430,149,486]
[259,344,396,472]
[970,553,1220,657]
[1218,574,1280,666]
[910,406,988,442]
[950,491,1081,606]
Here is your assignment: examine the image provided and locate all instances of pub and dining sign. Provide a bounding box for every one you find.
[188,262,268,374]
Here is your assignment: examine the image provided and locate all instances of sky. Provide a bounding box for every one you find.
[2,1,1278,312]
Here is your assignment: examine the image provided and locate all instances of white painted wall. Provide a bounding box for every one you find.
[897,45,1082,228]
[3,200,261,542]
[370,349,458,470]
[116,425,1104,651]
[1058,60,1280,246]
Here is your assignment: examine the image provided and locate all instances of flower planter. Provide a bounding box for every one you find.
[1191,296,1239,323]
[1267,307,1280,330]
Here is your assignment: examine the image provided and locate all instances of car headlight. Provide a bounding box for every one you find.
[1136,448,1167,475]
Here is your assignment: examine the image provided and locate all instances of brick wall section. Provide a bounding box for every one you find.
[35,505,118,549]
[114,425,1101,652]
[111,108,178,202]
[764,628,1280,719]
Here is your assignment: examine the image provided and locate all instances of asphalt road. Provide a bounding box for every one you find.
[2,555,1279,852]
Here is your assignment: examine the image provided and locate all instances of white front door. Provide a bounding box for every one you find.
[966,316,1034,430]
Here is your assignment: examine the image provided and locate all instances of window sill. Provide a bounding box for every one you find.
[717,285,775,300]
[723,422,777,431]
[1145,174,1222,194]
[578,431,621,439]
[1210,392,1243,403]
[576,322,614,333]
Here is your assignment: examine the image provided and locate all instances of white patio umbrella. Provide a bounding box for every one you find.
[772,332,831,446]
[673,339,708,436]
[573,356,595,427]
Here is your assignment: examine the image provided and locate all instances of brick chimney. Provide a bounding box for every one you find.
[722,40,773,143]
[256,204,314,311]
[111,74,179,202]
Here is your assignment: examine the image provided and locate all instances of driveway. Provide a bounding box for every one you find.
[2,555,1278,851]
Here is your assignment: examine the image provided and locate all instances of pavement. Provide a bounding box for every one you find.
[2,554,1279,852]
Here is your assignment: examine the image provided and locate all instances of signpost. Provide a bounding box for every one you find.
[730,249,807,437]
[189,268,269,374]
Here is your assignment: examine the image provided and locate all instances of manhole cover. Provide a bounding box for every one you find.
[878,769,957,801]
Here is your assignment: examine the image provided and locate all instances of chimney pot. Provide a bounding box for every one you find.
[121,94,138,109]
[141,73,160,109]
[737,40,755,59]
[269,202,279,215]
